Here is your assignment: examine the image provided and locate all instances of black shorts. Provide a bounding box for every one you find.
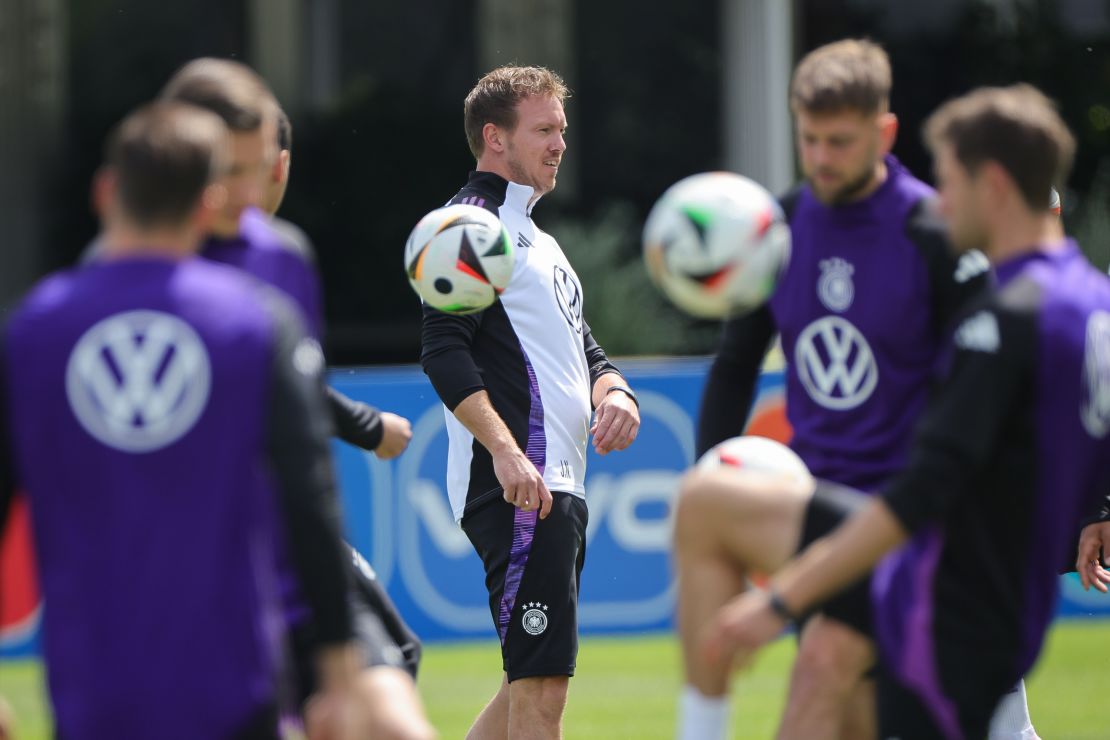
[797,480,874,638]
[348,548,423,679]
[877,662,1011,740]
[289,547,422,706]
[462,491,588,682]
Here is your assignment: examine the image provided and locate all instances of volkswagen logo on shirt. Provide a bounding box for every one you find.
[66,310,211,453]
[794,316,878,410]
[553,265,583,334]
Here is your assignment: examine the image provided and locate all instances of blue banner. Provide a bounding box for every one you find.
[328,359,1110,642]
[3,359,1107,658]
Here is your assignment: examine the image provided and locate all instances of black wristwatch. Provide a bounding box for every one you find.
[767,590,800,624]
[605,384,639,408]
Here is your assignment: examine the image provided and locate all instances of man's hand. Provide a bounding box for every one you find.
[701,590,786,673]
[591,391,639,455]
[1076,521,1110,592]
[373,413,412,459]
[493,445,553,519]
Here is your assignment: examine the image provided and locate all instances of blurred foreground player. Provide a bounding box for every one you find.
[160,58,434,739]
[698,84,1110,739]
[0,103,360,740]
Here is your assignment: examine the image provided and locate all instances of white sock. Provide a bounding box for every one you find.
[677,685,730,740]
[988,679,1039,740]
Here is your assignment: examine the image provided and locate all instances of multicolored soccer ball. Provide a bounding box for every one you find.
[696,435,811,486]
[404,204,514,314]
[643,172,791,319]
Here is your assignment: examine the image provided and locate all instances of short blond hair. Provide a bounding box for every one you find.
[790,39,891,115]
[464,66,570,159]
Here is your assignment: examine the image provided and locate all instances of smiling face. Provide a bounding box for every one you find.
[500,94,567,197]
[795,108,894,205]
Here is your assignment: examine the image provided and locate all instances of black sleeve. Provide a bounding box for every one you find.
[263,296,353,645]
[696,304,777,457]
[906,197,991,332]
[327,386,384,451]
[882,296,1036,533]
[1080,493,1110,528]
[582,320,622,393]
[420,302,486,411]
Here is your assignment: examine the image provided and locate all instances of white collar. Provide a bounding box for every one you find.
[505,180,539,216]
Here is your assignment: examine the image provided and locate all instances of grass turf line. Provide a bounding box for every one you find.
[1,621,1107,738]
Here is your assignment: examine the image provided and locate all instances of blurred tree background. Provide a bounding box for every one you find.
[3,0,1109,363]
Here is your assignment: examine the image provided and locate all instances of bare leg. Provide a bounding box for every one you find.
[507,675,569,740]
[466,674,510,740]
[840,678,877,740]
[673,469,814,738]
[356,665,438,740]
[776,616,875,740]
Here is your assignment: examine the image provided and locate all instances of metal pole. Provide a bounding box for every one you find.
[247,0,304,115]
[722,0,795,196]
[0,0,66,310]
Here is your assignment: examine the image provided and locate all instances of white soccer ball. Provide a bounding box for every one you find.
[404,204,514,314]
[643,172,791,319]
[696,435,811,485]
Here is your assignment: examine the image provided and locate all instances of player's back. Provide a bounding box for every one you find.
[3,256,290,739]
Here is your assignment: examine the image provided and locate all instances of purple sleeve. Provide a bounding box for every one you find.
[280,255,325,341]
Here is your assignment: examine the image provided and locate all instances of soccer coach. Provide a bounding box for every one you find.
[420,65,640,740]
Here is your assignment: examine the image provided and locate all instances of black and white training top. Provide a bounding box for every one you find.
[420,171,621,522]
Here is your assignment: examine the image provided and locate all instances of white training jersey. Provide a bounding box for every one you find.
[420,172,620,521]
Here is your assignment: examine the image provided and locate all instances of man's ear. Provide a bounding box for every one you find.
[980,160,1016,207]
[483,122,506,154]
[272,149,290,185]
[91,167,116,218]
[192,183,228,234]
[877,112,898,156]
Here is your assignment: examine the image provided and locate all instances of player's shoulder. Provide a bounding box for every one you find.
[776,183,806,222]
[180,253,269,294]
[448,171,507,217]
[4,268,81,335]
[181,258,309,340]
[240,208,318,268]
[266,216,319,267]
[950,277,1039,356]
[902,196,991,288]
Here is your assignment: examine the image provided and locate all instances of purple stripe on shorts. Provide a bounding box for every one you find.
[497,347,546,643]
[897,530,963,740]
[498,507,538,644]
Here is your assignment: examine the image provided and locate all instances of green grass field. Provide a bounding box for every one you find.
[2,620,1108,738]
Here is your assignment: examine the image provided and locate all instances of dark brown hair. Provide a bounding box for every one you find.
[790,39,891,115]
[160,57,273,132]
[105,102,228,227]
[924,84,1075,211]
[463,66,569,159]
